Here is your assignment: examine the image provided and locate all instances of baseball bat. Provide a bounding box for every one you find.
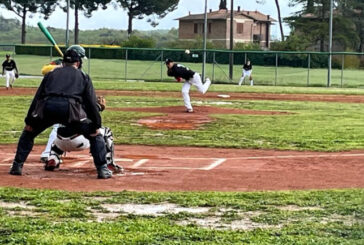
[37,22,63,57]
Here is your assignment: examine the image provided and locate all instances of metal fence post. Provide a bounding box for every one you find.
[244,53,247,63]
[50,46,53,62]
[87,48,91,75]
[275,53,278,86]
[125,49,128,82]
[12,45,15,57]
[307,53,311,86]
[160,50,164,82]
[212,52,216,83]
[341,54,344,88]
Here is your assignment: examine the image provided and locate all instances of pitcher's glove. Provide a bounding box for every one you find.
[15,73,19,79]
[97,96,106,111]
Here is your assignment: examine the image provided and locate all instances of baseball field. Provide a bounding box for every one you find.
[0,79,363,244]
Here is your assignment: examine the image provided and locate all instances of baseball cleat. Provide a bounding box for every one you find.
[97,164,112,179]
[44,154,61,171]
[44,159,60,171]
[107,163,124,174]
[9,162,23,175]
[40,156,48,163]
[186,109,194,113]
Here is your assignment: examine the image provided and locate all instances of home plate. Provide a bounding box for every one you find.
[217,94,230,98]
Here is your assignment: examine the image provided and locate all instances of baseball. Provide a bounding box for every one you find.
[185,49,190,55]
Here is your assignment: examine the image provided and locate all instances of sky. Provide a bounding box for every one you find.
[0,0,302,39]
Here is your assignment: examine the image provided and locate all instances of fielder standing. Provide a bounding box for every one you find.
[2,54,19,89]
[166,58,211,113]
[238,60,253,86]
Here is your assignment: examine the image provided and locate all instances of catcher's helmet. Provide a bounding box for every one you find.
[66,45,87,59]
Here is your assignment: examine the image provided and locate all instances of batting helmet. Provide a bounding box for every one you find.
[66,45,87,59]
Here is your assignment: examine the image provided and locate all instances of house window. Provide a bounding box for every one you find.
[194,23,198,33]
[237,23,244,34]
[208,23,212,33]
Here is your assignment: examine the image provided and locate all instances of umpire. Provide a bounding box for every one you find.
[9,49,112,179]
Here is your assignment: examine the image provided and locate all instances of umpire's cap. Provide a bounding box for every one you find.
[66,45,87,59]
[165,58,173,65]
[63,49,81,63]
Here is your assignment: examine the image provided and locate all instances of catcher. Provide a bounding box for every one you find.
[43,96,123,174]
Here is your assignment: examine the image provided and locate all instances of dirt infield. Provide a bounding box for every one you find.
[0,144,363,192]
[1,88,363,192]
[113,106,288,130]
[4,87,364,103]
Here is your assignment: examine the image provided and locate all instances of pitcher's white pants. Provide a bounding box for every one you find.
[182,73,211,111]
[4,70,15,88]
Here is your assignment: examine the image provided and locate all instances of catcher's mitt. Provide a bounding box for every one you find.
[15,73,19,79]
[97,96,106,111]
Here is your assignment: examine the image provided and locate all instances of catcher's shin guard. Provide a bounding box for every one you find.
[102,127,123,173]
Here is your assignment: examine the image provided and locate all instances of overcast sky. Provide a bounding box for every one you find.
[0,0,302,39]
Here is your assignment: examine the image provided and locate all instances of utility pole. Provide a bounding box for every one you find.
[202,0,208,81]
[229,0,234,80]
[66,0,70,47]
[327,0,333,87]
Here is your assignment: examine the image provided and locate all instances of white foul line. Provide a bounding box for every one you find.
[132,159,149,168]
[201,158,226,170]
[71,160,89,168]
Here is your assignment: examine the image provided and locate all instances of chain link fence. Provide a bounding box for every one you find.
[1,45,363,88]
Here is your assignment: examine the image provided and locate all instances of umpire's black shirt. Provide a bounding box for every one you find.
[167,64,195,80]
[25,66,101,128]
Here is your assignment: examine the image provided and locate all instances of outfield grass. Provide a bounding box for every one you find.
[0,187,363,244]
[10,77,364,96]
[2,94,364,151]
[4,54,364,88]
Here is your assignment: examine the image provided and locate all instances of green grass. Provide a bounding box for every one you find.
[11,77,364,96]
[3,95,364,151]
[6,54,364,88]
[0,187,363,244]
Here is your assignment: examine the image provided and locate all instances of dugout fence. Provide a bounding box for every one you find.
[1,44,363,88]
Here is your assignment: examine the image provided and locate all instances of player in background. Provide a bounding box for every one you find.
[165,58,211,113]
[238,60,253,86]
[2,54,19,89]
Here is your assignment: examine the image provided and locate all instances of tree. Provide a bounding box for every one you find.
[116,0,179,36]
[256,0,285,41]
[219,0,227,10]
[274,0,285,41]
[287,0,359,51]
[60,0,111,44]
[338,0,364,52]
[0,0,57,44]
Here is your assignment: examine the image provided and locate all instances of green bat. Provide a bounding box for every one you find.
[37,22,63,57]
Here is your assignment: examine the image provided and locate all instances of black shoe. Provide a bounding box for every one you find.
[9,162,23,175]
[97,165,112,179]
